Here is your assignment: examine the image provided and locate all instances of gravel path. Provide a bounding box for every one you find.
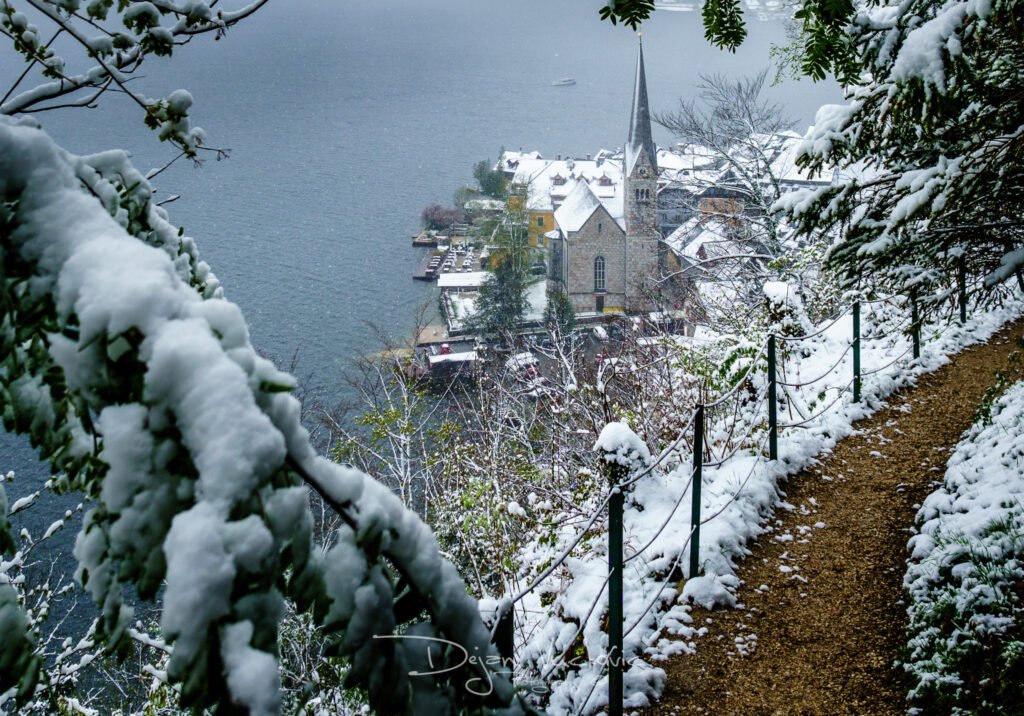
[644,317,1024,716]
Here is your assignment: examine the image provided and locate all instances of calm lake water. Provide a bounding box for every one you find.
[2,0,840,557]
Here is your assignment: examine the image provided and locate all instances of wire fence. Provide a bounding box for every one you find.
[491,278,985,714]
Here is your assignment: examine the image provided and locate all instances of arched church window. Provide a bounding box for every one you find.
[594,256,606,292]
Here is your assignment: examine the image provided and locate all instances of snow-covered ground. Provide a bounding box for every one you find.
[904,376,1024,713]
[506,289,1024,714]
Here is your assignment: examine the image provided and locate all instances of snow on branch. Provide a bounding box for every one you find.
[0,116,525,714]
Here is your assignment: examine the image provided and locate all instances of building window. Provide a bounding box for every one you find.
[594,256,606,292]
[536,216,544,227]
[598,222,602,233]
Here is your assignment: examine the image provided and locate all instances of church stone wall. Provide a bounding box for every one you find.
[565,206,626,314]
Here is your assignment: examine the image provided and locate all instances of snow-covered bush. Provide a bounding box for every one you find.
[904,380,1024,714]
[0,472,104,715]
[0,116,523,714]
[780,0,1024,297]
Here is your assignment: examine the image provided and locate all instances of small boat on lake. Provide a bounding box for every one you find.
[552,77,576,86]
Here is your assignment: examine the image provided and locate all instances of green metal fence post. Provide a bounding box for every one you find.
[494,601,514,673]
[688,404,705,579]
[768,334,778,460]
[853,301,861,403]
[959,257,968,324]
[605,455,625,716]
[911,294,921,359]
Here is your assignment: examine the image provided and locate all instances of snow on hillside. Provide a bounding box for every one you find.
[904,374,1024,713]
[511,291,1024,714]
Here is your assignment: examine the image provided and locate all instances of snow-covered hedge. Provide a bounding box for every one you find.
[904,378,1024,714]
[0,116,523,714]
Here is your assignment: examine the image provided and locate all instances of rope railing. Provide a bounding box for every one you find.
[623,431,770,639]
[495,283,990,711]
[702,388,770,468]
[859,342,916,377]
[773,303,854,342]
[777,378,856,429]
[775,339,854,388]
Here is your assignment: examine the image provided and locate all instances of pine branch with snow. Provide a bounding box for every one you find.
[778,0,1024,300]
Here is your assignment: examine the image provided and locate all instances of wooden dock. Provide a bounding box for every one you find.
[413,251,440,281]
[412,230,439,248]
[416,324,451,346]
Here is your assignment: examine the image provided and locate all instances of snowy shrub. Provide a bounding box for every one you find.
[973,338,1024,427]
[0,117,524,714]
[780,0,1024,298]
[904,381,1024,714]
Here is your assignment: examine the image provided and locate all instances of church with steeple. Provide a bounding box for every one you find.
[546,40,662,315]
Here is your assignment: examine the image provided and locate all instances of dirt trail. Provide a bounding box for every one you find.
[645,318,1024,716]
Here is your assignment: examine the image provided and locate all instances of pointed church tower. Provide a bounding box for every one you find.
[624,38,660,311]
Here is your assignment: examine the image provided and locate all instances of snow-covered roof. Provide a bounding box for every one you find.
[428,351,477,366]
[665,217,745,263]
[498,150,543,174]
[554,180,602,233]
[664,215,702,255]
[512,156,624,213]
[464,198,505,212]
[767,131,834,186]
[657,145,722,190]
[505,352,538,371]
[444,280,546,332]
[437,271,489,288]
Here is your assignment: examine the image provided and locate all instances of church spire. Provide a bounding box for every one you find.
[625,37,657,176]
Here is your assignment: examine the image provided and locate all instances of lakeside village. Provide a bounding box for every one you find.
[410,45,839,382]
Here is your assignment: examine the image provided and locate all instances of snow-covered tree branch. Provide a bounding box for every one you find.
[1,0,269,157]
[0,115,527,714]
[779,0,1024,299]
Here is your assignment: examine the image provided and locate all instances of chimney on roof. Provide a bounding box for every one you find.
[586,153,592,161]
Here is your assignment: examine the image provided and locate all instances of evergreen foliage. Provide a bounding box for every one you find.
[543,286,576,338]
[473,215,537,340]
[778,0,1024,298]
[598,0,858,81]
[474,155,507,200]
